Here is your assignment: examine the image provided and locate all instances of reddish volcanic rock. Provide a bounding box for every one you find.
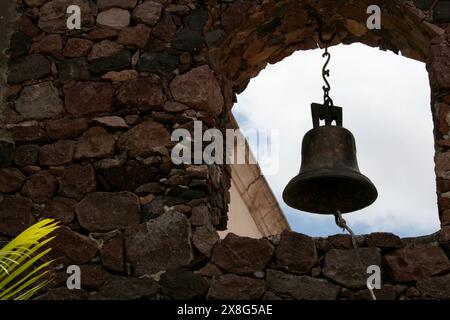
[266,269,339,300]
[98,276,160,300]
[88,40,123,61]
[18,15,41,38]
[45,118,88,140]
[275,230,318,274]
[32,34,63,58]
[74,127,115,160]
[117,24,151,49]
[164,101,189,113]
[132,1,162,26]
[152,13,177,42]
[0,168,26,193]
[7,121,47,144]
[211,233,274,276]
[328,234,353,249]
[117,78,166,111]
[170,65,224,116]
[86,26,119,41]
[384,244,450,283]
[97,8,131,28]
[207,274,265,300]
[117,120,171,158]
[47,227,98,265]
[7,54,50,84]
[160,268,210,300]
[63,38,93,58]
[221,0,252,33]
[366,232,404,250]
[41,196,77,224]
[100,233,125,273]
[417,273,450,299]
[125,212,192,276]
[36,287,89,300]
[76,192,140,232]
[21,171,57,203]
[38,0,96,33]
[64,82,114,116]
[14,145,39,167]
[15,82,64,120]
[192,226,220,258]
[90,116,129,130]
[428,44,450,91]
[39,140,75,166]
[102,70,138,82]
[323,248,382,290]
[102,162,156,191]
[0,195,34,236]
[97,0,137,10]
[59,164,96,200]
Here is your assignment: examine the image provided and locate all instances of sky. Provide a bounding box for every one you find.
[232,43,439,237]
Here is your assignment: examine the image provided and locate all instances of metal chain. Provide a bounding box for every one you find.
[321,46,334,107]
[318,18,336,108]
[334,210,377,300]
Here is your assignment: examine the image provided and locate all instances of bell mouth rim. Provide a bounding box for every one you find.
[282,169,378,215]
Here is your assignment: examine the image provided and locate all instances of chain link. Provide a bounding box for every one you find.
[321,46,334,107]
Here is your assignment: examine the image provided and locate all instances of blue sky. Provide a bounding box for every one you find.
[232,43,439,237]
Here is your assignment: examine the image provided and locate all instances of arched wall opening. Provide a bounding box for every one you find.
[231,43,438,237]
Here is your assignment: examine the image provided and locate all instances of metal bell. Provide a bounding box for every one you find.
[283,104,378,214]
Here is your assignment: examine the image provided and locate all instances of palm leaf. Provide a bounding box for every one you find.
[0,219,60,300]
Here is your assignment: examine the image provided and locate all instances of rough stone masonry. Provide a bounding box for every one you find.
[0,0,450,300]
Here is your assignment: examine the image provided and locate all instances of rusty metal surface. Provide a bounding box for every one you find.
[283,125,378,214]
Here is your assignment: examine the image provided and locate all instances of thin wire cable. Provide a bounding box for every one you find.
[334,210,377,300]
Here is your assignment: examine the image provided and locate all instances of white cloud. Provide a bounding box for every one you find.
[233,43,439,237]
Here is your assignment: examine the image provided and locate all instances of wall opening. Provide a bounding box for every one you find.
[232,43,439,237]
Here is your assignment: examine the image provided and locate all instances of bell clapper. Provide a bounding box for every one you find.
[334,210,377,301]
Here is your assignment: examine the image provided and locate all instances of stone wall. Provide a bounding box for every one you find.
[0,0,450,300]
[38,230,450,300]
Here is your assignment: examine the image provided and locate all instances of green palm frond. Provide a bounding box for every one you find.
[0,219,60,300]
